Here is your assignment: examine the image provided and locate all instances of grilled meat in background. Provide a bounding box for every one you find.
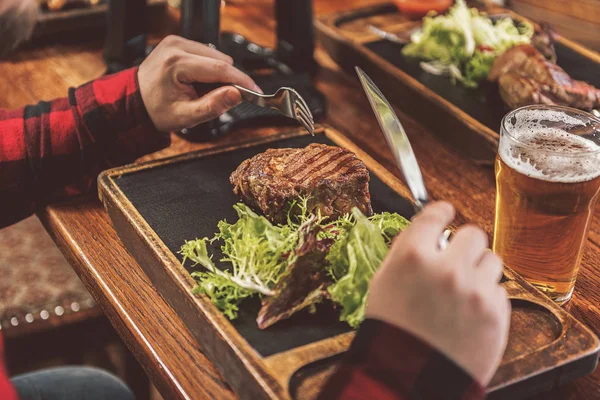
[531,23,557,63]
[230,144,373,224]
[489,44,600,111]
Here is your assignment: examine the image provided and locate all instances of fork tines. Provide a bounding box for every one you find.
[234,83,315,135]
[293,99,314,136]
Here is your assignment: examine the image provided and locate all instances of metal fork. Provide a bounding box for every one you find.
[233,85,315,135]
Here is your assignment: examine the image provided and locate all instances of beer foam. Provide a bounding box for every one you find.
[500,109,600,183]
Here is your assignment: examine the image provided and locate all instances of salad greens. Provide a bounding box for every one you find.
[402,0,533,88]
[180,199,410,326]
[369,212,411,243]
[326,209,399,328]
[181,204,296,319]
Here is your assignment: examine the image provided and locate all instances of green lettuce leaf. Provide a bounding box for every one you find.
[180,204,298,318]
[181,238,253,319]
[463,50,496,86]
[191,269,253,320]
[369,212,411,243]
[402,0,533,88]
[327,208,390,328]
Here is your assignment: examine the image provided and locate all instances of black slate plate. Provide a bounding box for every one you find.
[113,133,415,356]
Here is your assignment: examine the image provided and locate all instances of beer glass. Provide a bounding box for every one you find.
[493,105,600,304]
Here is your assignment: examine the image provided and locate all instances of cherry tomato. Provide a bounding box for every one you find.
[393,0,454,20]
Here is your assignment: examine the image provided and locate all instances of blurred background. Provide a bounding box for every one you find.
[27,0,600,52]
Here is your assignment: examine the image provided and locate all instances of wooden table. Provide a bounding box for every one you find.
[2,1,600,399]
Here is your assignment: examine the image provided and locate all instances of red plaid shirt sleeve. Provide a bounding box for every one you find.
[319,319,486,400]
[0,337,17,400]
[0,67,170,228]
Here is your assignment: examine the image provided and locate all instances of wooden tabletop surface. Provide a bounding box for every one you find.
[2,1,600,399]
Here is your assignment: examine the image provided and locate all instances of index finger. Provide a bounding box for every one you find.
[400,201,455,249]
[180,38,234,64]
[176,55,261,93]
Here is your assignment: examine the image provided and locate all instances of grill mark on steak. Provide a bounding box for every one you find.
[285,150,334,182]
[230,144,373,224]
[293,151,351,184]
[285,147,341,181]
[339,162,366,178]
[285,147,330,177]
[301,155,358,186]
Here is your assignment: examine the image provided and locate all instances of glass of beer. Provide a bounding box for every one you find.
[494,105,600,304]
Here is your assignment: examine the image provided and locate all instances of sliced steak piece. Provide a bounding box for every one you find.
[230,143,373,224]
[489,45,545,82]
[490,45,600,111]
[498,73,557,110]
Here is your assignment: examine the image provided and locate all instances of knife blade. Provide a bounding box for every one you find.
[355,66,429,210]
[356,67,450,249]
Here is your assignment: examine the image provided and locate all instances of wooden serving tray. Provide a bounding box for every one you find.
[99,126,599,400]
[315,4,600,164]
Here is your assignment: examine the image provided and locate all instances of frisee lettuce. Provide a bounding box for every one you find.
[181,204,297,318]
[181,200,410,327]
[402,0,533,88]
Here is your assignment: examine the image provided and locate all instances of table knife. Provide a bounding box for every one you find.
[356,66,450,248]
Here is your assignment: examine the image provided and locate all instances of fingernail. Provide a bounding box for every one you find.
[225,90,241,108]
[253,84,263,94]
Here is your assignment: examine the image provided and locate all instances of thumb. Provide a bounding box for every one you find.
[182,86,242,128]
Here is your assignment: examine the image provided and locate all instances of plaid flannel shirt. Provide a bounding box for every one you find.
[0,68,484,400]
[0,67,169,228]
[320,319,485,399]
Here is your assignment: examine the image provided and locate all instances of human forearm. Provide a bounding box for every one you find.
[0,67,169,228]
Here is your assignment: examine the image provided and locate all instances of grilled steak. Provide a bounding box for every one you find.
[497,73,557,110]
[489,44,542,82]
[489,45,600,110]
[230,144,373,224]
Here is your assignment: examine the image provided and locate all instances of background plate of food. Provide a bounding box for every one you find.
[316,0,600,163]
